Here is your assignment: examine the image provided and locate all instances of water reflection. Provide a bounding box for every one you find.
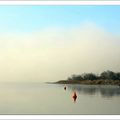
[65,84,120,98]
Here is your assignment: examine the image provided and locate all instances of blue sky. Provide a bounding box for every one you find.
[0,5,120,33]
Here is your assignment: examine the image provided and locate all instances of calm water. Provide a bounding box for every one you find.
[0,82,120,114]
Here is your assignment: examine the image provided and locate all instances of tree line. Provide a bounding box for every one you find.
[67,70,120,81]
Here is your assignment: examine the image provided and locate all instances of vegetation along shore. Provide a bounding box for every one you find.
[54,70,120,85]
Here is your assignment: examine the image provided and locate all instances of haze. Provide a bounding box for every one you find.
[0,6,120,82]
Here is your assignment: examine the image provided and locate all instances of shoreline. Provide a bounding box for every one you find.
[52,80,120,86]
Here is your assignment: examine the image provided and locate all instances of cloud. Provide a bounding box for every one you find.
[0,22,120,82]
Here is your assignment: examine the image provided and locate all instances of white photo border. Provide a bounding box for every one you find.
[0,1,119,5]
[0,1,120,119]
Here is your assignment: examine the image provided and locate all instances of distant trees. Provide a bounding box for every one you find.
[100,70,116,80]
[67,74,83,81]
[116,72,120,80]
[83,73,98,80]
[100,70,120,80]
[67,70,120,81]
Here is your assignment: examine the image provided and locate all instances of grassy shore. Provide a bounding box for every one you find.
[54,79,120,85]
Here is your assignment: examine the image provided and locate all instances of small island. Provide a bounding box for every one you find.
[54,70,120,85]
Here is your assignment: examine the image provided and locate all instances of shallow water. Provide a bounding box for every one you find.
[0,82,120,114]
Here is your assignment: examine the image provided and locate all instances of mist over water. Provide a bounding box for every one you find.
[0,23,120,82]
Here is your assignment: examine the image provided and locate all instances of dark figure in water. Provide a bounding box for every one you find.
[72,91,77,102]
[64,86,66,90]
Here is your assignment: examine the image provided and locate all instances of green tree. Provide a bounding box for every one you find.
[100,70,116,80]
[83,73,98,80]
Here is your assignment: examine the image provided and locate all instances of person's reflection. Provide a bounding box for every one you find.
[72,91,77,103]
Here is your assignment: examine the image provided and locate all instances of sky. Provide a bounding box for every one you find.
[0,5,120,82]
[0,6,120,33]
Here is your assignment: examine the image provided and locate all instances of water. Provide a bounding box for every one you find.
[0,82,120,114]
